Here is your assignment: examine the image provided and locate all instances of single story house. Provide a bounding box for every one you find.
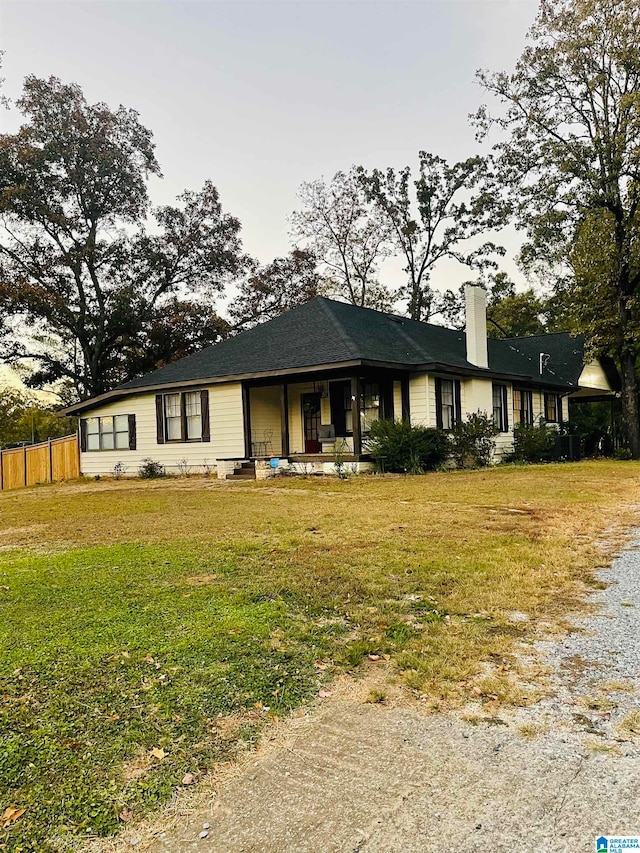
[62,286,619,478]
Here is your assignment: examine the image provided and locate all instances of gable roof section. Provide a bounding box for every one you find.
[63,297,590,414]
[499,331,586,387]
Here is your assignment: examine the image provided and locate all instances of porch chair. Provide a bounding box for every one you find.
[251,431,268,457]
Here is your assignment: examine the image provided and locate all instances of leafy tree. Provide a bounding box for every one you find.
[475,0,640,456]
[228,249,322,330]
[437,272,549,337]
[290,168,393,309]
[0,385,75,447]
[0,76,246,400]
[120,298,232,378]
[358,153,507,321]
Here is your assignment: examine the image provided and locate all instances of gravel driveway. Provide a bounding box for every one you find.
[138,539,640,853]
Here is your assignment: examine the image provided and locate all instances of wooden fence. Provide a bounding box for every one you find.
[0,434,80,491]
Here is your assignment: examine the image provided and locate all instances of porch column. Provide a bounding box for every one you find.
[351,375,362,456]
[242,383,252,459]
[280,383,290,458]
[401,374,411,422]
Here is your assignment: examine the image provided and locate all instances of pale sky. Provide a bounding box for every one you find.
[0,0,539,336]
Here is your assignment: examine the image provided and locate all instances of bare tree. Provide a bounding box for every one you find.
[359,154,507,321]
[290,168,393,310]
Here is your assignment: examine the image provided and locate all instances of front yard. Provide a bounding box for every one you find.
[1,461,639,850]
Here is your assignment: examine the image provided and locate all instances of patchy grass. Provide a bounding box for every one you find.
[0,460,638,849]
[598,679,636,694]
[618,709,640,737]
[578,695,618,712]
[516,722,548,738]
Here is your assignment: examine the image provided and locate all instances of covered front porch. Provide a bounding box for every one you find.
[241,368,411,463]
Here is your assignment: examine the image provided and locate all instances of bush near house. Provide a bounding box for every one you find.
[511,419,557,463]
[138,458,167,479]
[449,412,499,468]
[367,419,450,473]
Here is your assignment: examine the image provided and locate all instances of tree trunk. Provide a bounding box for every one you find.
[619,351,640,458]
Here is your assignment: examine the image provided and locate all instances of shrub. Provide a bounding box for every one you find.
[450,412,499,468]
[613,447,633,461]
[367,419,449,474]
[138,458,166,479]
[332,441,351,480]
[511,419,557,463]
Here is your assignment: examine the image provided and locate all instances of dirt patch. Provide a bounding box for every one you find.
[182,573,219,586]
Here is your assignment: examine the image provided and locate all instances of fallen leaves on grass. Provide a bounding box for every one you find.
[1,806,25,828]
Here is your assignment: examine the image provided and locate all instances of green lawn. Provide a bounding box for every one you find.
[1,461,639,850]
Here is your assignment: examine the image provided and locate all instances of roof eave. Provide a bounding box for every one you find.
[61,358,577,416]
[59,359,366,415]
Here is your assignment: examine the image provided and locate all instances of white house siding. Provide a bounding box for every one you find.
[249,386,282,456]
[576,360,613,394]
[209,383,246,459]
[79,383,245,477]
[409,375,429,426]
[393,381,403,421]
[464,377,492,415]
[408,372,517,462]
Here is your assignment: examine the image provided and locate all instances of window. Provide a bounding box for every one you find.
[83,414,133,451]
[544,392,562,423]
[156,390,210,443]
[360,382,380,434]
[185,391,202,439]
[164,394,182,441]
[329,380,353,436]
[492,383,508,432]
[513,388,533,425]
[435,378,461,430]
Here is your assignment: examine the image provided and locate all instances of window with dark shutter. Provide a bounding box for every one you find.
[435,377,460,430]
[80,414,135,451]
[513,388,533,425]
[492,383,508,432]
[544,392,561,423]
[157,390,210,443]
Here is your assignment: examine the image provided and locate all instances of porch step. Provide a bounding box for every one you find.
[227,461,256,481]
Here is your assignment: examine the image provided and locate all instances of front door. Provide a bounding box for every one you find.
[302,393,321,453]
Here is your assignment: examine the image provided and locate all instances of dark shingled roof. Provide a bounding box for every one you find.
[65,297,593,413]
[500,331,587,388]
[119,297,582,389]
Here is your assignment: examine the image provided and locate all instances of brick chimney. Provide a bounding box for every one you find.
[464,284,488,369]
